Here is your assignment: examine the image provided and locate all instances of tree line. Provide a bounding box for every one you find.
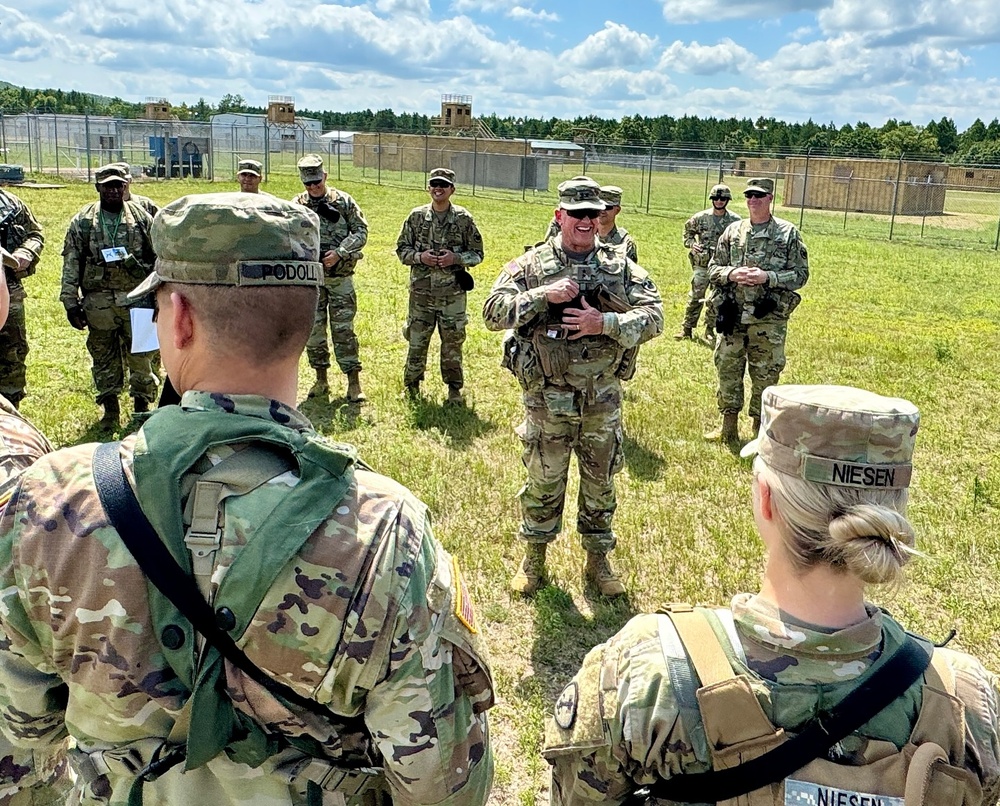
[3,84,1000,166]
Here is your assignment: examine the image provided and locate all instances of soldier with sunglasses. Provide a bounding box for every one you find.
[705,177,809,446]
[484,177,662,598]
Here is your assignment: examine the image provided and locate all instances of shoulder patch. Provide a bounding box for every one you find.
[452,556,477,633]
[554,681,579,730]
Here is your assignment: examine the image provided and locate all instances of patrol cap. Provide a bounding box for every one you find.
[744,177,775,196]
[297,154,325,183]
[599,185,623,207]
[557,176,604,211]
[741,385,919,490]
[127,192,322,300]
[95,164,129,184]
[112,162,134,180]
[710,183,732,200]
[429,167,456,186]
[238,159,263,176]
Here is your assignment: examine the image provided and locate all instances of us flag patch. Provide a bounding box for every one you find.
[452,556,478,634]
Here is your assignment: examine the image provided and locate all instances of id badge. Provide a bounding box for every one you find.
[102,246,128,262]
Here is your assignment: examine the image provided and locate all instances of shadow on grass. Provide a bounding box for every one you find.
[621,432,665,481]
[522,583,636,707]
[298,395,367,434]
[406,396,495,448]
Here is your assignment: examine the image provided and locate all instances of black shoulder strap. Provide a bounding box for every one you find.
[91,441,366,730]
[639,630,932,803]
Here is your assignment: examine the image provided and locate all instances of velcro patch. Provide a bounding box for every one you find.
[784,778,903,806]
[554,681,579,730]
[238,260,320,286]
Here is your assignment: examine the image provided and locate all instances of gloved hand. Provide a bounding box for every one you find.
[66,305,88,330]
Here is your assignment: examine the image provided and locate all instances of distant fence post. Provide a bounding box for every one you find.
[645,143,654,215]
[888,152,903,241]
[377,131,382,186]
[799,148,812,230]
[522,137,528,201]
[84,114,91,180]
[25,114,33,173]
[472,134,478,197]
[994,200,1000,251]
[717,145,724,183]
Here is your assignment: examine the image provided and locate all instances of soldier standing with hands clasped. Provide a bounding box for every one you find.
[293,153,368,402]
[705,177,808,446]
[484,177,662,597]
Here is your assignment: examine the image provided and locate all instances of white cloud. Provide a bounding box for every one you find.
[658,0,828,24]
[560,22,659,70]
[658,38,756,75]
[374,0,431,14]
[819,0,1000,43]
[508,7,558,23]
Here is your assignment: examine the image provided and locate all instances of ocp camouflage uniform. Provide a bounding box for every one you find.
[544,594,1000,805]
[396,203,484,390]
[0,391,494,806]
[292,188,368,375]
[599,224,638,264]
[0,188,44,406]
[0,396,71,805]
[127,193,159,217]
[708,216,808,418]
[682,206,740,332]
[482,236,662,550]
[60,200,158,404]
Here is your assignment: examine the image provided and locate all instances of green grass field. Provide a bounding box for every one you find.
[9,173,1000,805]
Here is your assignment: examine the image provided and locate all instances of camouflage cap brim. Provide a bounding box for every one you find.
[127,258,323,301]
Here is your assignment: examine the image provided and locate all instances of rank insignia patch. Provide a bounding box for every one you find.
[554,681,579,730]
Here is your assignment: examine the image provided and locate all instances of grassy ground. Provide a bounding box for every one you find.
[10,173,1000,805]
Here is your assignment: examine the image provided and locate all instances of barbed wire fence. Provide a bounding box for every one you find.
[2,110,999,251]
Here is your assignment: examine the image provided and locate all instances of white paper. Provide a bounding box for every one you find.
[130,308,160,353]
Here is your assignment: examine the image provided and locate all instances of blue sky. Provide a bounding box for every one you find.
[1,0,998,130]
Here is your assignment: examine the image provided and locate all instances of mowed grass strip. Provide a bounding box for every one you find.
[13,172,1000,806]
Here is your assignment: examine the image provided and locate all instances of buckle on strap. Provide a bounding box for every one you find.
[281,756,383,797]
[74,739,179,784]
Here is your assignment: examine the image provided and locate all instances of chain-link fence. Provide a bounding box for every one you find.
[4,111,999,250]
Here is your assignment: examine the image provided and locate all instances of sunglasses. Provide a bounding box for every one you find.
[565,209,600,220]
[429,180,452,188]
[710,196,728,201]
[745,192,768,199]
[303,179,323,187]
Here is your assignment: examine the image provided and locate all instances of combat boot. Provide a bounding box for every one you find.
[673,327,693,341]
[307,368,329,399]
[346,370,365,403]
[403,381,420,401]
[510,543,547,596]
[445,384,464,406]
[98,395,121,431]
[584,552,626,598]
[703,412,740,445]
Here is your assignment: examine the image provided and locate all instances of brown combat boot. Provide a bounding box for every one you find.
[510,543,547,596]
[98,395,121,431]
[673,327,693,341]
[584,552,626,598]
[346,370,365,403]
[445,384,464,406]
[704,412,740,445]
[307,368,330,399]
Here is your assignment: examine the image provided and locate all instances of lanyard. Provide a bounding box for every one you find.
[99,208,123,244]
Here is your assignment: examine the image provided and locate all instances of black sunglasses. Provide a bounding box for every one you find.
[565,209,600,220]
[745,191,768,199]
[429,180,452,188]
[303,179,323,187]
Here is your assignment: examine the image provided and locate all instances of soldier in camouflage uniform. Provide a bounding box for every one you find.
[483,177,662,597]
[596,186,638,262]
[678,182,740,343]
[61,163,158,429]
[237,159,272,195]
[0,193,494,806]
[114,163,159,217]
[545,385,1000,805]
[706,177,808,446]
[293,154,368,402]
[0,384,72,805]
[396,167,484,405]
[0,187,44,408]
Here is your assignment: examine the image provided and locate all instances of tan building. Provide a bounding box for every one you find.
[947,165,1000,192]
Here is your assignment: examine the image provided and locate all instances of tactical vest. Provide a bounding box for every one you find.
[77,407,416,805]
[295,191,362,278]
[656,605,982,806]
[716,220,801,324]
[405,205,473,297]
[76,202,152,293]
[512,243,630,391]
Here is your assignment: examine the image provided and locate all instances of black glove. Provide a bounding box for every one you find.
[66,305,88,331]
[315,200,341,224]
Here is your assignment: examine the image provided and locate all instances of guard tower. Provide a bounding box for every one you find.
[267,95,296,124]
[433,94,473,132]
[144,97,172,120]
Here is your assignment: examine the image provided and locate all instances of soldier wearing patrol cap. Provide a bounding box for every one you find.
[112,162,159,217]
[706,177,808,446]
[395,167,484,404]
[678,182,740,343]
[61,162,158,429]
[292,153,368,402]
[484,176,663,597]
[595,185,638,263]
[236,159,269,195]
[0,192,495,806]
[545,384,1000,805]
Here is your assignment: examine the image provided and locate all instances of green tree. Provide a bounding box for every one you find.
[216,94,247,114]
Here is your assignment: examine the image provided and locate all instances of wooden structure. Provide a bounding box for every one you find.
[733,156,785,178]
[947,165,1000,192]
[267,96,296,125]
[432,94,473,131]
[783,156,946,215]
[144,98,172,121]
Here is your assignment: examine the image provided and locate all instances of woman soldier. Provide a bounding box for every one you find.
[543,384,1000,805]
